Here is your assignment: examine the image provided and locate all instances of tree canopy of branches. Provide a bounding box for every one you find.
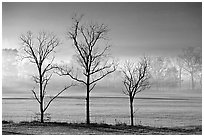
[20,31,73,123]
[122,57,151,126]
[149,56,168,89]
[164,66,180,87]
[178,46,202,89]
[57,15,117,124]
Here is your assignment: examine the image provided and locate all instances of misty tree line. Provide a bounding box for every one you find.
[149,49,202,90]
[18,14,150,126]
[11,14,201,126]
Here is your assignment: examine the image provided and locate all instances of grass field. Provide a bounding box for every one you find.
[2,88,202,127]
[2,121,202,135]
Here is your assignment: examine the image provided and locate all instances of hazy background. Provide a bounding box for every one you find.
[2,2,202,98]
[2,2,202,127]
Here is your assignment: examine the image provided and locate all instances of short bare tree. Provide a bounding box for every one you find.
[57,15,117,124]
[122,57,150,126]
[20,31,73,123]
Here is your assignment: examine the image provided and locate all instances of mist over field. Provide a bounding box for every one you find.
[2,2,202,133]
[2,48,201,98]
[2,47,202,127]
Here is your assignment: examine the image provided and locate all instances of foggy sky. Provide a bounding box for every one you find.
[3,2,201,57]
[2,2,202,98]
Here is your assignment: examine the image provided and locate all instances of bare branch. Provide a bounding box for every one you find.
[90,62,111,75]
[64,15,116,124]
[122,57,150,99]
[56,66,87,85]
[122,89,129,96]
[43,84,74,112]
[42,74,53,98]
[32,75,40,83]
[20,32,39,67]
[20,31,61,122]
[42,57,56,76]
[91,45,110,63]
[80,26,91,47]
[89,83,96,92]
[31,88,41,104]
[90,65,116,85]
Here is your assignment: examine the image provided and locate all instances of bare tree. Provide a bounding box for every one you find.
[149,56,167,90]
[20,31,73,123]
[164,66,180,88]
[57,15,117,124]
[175,57,184,88]
[122,57,150,126]
[178,46,202,89]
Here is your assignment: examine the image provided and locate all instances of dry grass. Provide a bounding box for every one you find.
[2,121,202,135]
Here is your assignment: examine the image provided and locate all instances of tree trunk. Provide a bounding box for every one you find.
[199,74,202,87]
[129,97,134,126]
[86,75,90,124]
[39,68,44,123]
[179,67,182,88]
[40,83,44,123]
[191,72,194,89]
[40,107,44,123]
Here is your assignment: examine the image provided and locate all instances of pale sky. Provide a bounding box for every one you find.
[3,2,202,57]
[2,2,202,98]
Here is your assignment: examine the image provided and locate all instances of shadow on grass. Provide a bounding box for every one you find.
[2,120,202,135]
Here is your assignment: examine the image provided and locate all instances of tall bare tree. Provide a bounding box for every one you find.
[122,57,150,126]
[20,31,73,123]
[57,15,117,124]
[178,46,202,89]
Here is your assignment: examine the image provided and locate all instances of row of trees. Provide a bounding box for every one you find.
[149,47,202,90]
[19,14,201,126]
[178,46,202,89]
[20,15,151,126]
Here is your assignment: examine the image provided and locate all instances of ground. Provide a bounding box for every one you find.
[2,121,202,135]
